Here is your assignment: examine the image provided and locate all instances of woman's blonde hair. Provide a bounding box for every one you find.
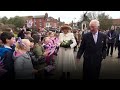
[15,39,30,51]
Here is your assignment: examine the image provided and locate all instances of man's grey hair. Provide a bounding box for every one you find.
[89,19,100,27]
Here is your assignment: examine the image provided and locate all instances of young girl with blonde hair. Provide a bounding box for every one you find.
[13,38,37,79]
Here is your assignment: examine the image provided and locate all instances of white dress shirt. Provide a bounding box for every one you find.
[4,45,12,49]
[92,31,98,44]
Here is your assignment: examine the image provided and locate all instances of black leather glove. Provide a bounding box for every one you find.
[63,44,70,48]
[60,40,72,48]
[69,40,73,44]
[60,43,64,47]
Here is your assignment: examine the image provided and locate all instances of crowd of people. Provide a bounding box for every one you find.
[0,28,60,79]
[0,19,120,80]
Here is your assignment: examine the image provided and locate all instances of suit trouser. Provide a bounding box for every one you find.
[107,43,114,55]
[118,45,120,57]
[83,57,102,80]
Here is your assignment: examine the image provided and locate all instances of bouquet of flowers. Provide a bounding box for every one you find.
[60,40,73,48]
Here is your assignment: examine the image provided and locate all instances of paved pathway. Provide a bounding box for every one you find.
[39,48,120,79]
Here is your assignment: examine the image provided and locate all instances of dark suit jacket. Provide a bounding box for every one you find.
[77,32,107,60]
[115,33,120,47]
[0,47,15,80]
[107,30,116,43]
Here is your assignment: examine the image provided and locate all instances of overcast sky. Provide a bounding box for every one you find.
[0,11,120,23]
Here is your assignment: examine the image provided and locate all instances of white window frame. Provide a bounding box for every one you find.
[47,18,50,21]
[46,22,51,27]
[40,23,42,26]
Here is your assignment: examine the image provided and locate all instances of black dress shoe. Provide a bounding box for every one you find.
[60,72,66,80]
[67,72,70,80]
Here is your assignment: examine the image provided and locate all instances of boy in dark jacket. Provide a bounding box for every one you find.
[0,32,16,80]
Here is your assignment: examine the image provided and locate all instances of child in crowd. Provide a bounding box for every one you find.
[13,38,37,79]
[25,31,32,39]
[0,34,3,47]
[53,33,60,56]
[0,32,16,80]
[31,34,45,70]
[43,35,56,65]
[32,34,45,61]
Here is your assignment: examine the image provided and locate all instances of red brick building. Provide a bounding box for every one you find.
[24,13,64,30]
[112,19,120,25]
[32,13,47,30]
[45,16,59,30]
[25,13,63,31]
[111,19,120,29]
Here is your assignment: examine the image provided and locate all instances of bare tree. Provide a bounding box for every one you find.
[98,12,113,31]
[86,11,102,20]
[78,11,113,31]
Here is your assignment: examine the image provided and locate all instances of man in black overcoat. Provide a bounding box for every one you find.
[76,20,107,80]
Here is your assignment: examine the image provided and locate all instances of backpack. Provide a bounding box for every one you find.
[0,48,10,77]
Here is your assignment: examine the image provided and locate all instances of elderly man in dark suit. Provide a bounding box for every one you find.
[76,20,107,80]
